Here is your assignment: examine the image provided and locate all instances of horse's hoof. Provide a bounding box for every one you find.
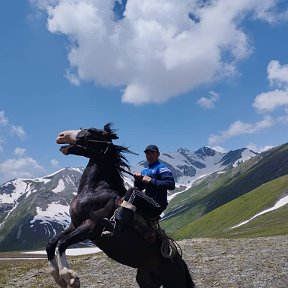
[70,277,80,288]
[59,279,68,288]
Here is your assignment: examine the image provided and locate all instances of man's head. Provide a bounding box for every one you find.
[144,145,160,164]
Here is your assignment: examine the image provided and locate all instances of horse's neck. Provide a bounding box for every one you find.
[78,159,126,196]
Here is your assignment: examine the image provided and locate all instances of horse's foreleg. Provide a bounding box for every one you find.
[48,257,68,288]
[56,219,98,288]
[46,224,75,287]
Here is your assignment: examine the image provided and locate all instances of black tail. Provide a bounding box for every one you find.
[183,260,195,288]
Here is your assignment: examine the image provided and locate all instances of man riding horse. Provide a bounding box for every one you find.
[103,144,175,236]
[46,124,195,288]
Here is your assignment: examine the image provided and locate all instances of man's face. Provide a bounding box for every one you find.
[145,150,159,164]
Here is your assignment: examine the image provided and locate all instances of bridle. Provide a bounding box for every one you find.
[80,134,136,177]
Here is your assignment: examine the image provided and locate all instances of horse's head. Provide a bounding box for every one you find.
[56,123,119,155]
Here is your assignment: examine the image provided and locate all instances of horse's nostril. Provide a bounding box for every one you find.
[59,133,65,138]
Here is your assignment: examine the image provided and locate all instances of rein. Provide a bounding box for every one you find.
[119,167,135,177]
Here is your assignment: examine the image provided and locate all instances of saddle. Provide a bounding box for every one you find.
[101,209,180,259]
[133,212,161,243]
[130,212,181,259]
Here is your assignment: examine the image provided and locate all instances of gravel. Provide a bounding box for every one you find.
[0,236,287,288]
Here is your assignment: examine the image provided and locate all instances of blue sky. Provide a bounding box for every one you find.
[1,0,288,184]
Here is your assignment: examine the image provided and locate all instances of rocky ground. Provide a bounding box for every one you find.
[0,236,287,288]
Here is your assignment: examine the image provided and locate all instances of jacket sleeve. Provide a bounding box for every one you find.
[149,166,175,190]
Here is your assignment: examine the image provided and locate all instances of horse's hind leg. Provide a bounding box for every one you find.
[161,255,194,288]
[136,268,162,288]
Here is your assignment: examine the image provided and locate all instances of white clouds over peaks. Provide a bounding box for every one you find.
[0,111,44,184]
[0,158,44,182]
[253,89,288,112]
[253,60,288,113]
[210,58,288,146]
[33,0,278,105]
[208,116,275,145]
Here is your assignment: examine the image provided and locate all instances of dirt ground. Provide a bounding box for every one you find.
[0,236,287,288]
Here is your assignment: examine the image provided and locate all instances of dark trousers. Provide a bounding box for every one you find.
[123,188,164,217]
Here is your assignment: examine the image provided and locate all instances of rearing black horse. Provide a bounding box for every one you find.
[46,123,195,288]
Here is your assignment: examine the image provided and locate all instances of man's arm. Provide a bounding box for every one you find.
[144,167,175,190]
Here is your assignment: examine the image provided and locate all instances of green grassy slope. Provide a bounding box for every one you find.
[172,174,288,239]
[161,143,288,237]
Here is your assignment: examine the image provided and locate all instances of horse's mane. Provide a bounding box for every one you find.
[103,123,135,177]
[102,144,135,197]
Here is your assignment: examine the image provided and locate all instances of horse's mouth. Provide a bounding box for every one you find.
[59,145,74,155]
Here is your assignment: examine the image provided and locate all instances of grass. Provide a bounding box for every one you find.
[161,145,288,239]
[171,174,288,239]
[0,255,48,287]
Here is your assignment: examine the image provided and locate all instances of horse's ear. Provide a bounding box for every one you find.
[104,123,119,140]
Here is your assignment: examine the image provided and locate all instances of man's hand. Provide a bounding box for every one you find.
[142,175,152,183]
[134,173,151,183]
[134,173,143,181]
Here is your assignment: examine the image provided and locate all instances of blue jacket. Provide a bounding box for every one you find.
[135,161,175,208]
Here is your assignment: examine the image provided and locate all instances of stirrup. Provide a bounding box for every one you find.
[101,218,115,237]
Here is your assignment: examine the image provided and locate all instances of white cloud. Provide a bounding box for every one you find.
[267,60,288,88]
[277,114,288,125]
[211,145,227,153]
[14,147,26,157]
[246,143,274,153]
[50,158,59,167]
[0,157,44,183]
[0,112,39,184]
[253,61,288,113]
[218,59,288,146]
[11,125,26,140]
[0,111,26,141]
[253,89,288,112]
[31,0,280,104]
[0,111,8,125]
[209,116,275,145]
[197,91,219,109]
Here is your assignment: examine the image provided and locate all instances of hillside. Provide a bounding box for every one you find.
[161,143,288,238]
[172,175,288,239]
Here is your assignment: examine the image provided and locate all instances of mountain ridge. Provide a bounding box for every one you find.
[0,144,282,252]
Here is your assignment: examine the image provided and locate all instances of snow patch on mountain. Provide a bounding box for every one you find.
[231,195,288,229]
[43,168,67,178]
[30,201,70,227]
[0,179,28,204]
[133,146,257,186]
[52,179,66,193]
[232,149,258,167]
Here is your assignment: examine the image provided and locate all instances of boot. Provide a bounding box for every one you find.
[101,201,136,237]
[115,206,135,225]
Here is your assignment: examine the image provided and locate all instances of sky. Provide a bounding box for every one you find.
[1,0,288,184]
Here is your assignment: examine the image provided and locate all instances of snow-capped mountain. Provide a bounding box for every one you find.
[133,146,257,185]
[0,168,83,251]
[0,146,257,251]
